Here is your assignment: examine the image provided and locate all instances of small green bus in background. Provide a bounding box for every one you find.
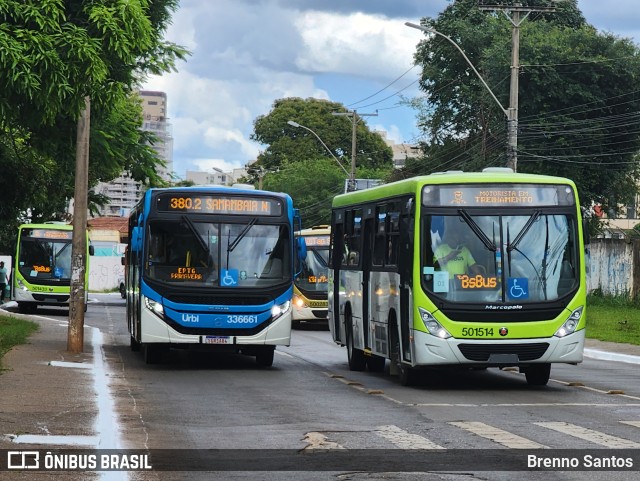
[12,223,91,313]
[328,168,587,386]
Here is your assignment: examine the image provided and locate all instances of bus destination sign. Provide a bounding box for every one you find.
[23,229,73,240]
[423,184,574,207]
[303,235,330,247]
[156,194,283,216]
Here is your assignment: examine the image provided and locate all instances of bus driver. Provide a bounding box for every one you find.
[433,233,483,278]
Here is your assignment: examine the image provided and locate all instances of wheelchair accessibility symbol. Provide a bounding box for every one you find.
[507,278,529,300]
[221,269,239,287]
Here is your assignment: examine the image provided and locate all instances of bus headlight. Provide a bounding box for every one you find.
[144,297,164,318]
[554,306,583,338]
[272,300,291,320]
[293,295,307,309]
[418,308,451,339]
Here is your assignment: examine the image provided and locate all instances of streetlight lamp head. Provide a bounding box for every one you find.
[404,22,432,33]
[287,120,300,127]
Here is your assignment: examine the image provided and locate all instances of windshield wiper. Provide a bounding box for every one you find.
[507,210,541,253]
[227,218,258,253]
[311,248,328,267]
[182,215,209,253]
[457,209,497,252]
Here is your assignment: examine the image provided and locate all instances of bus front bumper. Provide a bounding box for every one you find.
[411,328,585,367]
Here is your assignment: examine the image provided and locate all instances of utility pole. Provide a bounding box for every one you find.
[68,96,90,353]
[478,2,556,172]
[332,109,377,191]
[254,166,278,190]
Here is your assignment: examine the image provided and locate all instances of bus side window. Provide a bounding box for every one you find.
[341,234,351,266]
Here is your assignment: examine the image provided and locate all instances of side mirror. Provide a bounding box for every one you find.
[582,218,590,246]
[89,245,95,256]
[131,226,143,252]
[295,237,307,277]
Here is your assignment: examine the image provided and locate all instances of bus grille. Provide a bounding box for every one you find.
[163,294,273,306]
[457,343,549,362]
[32,294,69,303]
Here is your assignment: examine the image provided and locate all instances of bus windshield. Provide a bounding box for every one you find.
[18,237,72,281]
[422,212,579,304]
[295,244,329,294]
[145,219,291,288]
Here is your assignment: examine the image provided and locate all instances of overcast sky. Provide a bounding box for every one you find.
[142,1,640,179]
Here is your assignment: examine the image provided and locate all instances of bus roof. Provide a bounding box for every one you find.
[331,170,577,208]
[18,222,73,230]
[296,225,330,237]
[143,185,293,201]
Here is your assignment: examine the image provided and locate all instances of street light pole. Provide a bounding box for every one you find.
[405,21,517,170]
[287,120,350,177]
[332,110,377,191]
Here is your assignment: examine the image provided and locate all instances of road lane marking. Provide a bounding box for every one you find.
[375,425,445,450]
[450,421,548,449]
[620,420,640,428]
[535,422,640,448]
[323,373,640,406]
[302,432,345,450]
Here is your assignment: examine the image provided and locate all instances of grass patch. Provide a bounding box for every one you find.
[586,293,640,345]
[0,315,39,370]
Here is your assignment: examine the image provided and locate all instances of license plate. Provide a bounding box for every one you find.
[204,336,232,345]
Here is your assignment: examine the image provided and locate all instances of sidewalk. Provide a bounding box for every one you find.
[1,305,639,458]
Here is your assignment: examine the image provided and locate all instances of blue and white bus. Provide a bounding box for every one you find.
[125,186,304,365]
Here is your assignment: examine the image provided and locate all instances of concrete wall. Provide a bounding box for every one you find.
[88,242,126,291]
[587,237,640,298]
[89,257,124,291]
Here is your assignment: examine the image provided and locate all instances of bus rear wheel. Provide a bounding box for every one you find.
[130,335,141,352]
[524,363,551,386]
[366,355,386,372]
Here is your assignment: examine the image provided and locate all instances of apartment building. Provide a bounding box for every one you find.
[94,90,173,217]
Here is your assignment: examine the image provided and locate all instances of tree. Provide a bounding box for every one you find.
[0,0,188,252]
[404,0,640,216]
[249,97,393,224]
[251,97,393,173]
[262,159,346,228]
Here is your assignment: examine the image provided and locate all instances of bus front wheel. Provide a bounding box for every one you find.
[524,363,551,386]
[18,302,37,314]
[143,343,167,364]
[346,317,366,371]
[256,346,275,367]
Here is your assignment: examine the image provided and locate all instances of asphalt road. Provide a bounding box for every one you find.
[18,294,640,481]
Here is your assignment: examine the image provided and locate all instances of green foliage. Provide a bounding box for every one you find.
[251,97,393,172]
[405,0,640,216]
[0,0,189,253]
[262,158,345,227]
[250,97,394,225]
[0,315,38,367]
[586,293,640,345]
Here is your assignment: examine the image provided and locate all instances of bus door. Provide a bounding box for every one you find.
[398,202,414,362]
[361,207,376,350]
[330,213,344,342]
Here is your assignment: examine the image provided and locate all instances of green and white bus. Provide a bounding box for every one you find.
[328,168,587,386]
[12,223,92,313]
